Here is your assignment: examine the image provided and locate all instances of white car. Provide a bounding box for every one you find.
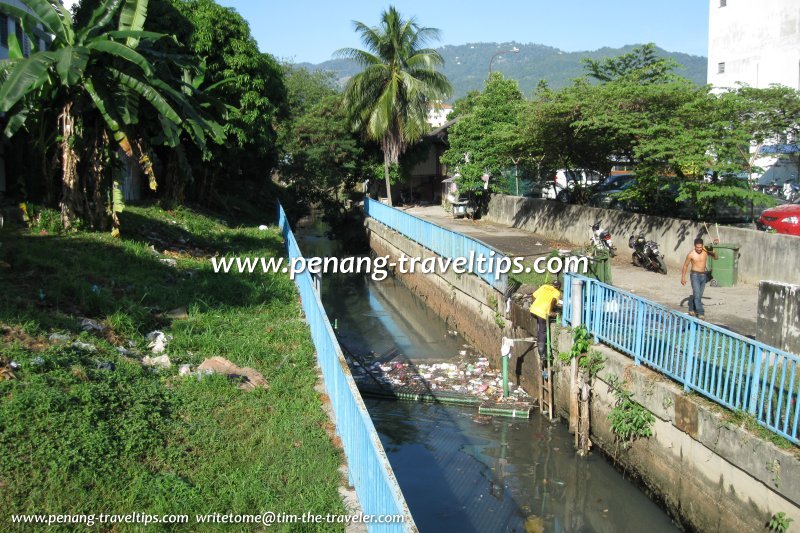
[541,169,604,203]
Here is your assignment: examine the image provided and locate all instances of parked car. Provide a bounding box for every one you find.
[588,174,637,210]
[757,201,800,236]
[541,169,604,203]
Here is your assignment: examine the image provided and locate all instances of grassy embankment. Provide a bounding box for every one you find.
[0,198,346,530]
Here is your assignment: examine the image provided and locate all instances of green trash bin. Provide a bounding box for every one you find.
[588,249,612,284]
[708,243,739,287]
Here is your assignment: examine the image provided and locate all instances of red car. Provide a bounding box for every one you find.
[758,202,800,236]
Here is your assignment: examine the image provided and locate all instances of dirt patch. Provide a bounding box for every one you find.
[1,325,48,351]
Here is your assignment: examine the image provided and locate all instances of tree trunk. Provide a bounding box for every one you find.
[59,102,81,229]
[383,155,393,206]
[88,129,110,231]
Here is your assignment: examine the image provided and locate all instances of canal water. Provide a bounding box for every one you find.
[298,219,678,532]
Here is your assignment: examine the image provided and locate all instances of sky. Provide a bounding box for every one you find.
[218,0,710,64]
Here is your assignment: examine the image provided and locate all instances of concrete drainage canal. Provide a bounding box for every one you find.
[297,217,678,532]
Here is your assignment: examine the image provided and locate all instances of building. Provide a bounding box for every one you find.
[707,0,800,183]
[0,0,49,61]
[707,0,800,90]
[427,102,453,129]
[0,0,52,194]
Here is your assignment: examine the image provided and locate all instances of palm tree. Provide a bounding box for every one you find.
[338,6,451,206]
[0,0,221,230]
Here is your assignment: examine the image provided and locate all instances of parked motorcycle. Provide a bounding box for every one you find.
[590,222,617,257]
[628,235,667,274]
[783,182,800,203]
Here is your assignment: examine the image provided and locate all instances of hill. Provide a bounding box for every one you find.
[301,42,707,100]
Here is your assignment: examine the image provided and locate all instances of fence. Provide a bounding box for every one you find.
[563,273,800,445]
[279,203,415,531]
[364,198,508,294]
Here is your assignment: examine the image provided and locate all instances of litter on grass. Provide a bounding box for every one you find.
[196,357,268,391]
[142,355,172,369]
[146,331,171,354]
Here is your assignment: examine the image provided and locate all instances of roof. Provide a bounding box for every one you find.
[759,144,800,155]
[427,117,459,138]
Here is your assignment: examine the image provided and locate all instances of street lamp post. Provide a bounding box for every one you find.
[488,46,520,75]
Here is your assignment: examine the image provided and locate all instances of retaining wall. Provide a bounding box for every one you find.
[366,216,800,532]
[551,336,800,532]
[758,281,800,354]
[485,194,800,286]
[366,218,541,395]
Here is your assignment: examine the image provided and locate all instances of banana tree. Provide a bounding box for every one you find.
[0,0,222,230]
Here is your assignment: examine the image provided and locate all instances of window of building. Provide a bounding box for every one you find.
[0,15,8,49]
[14,18,24,56]
[718,62,726,74]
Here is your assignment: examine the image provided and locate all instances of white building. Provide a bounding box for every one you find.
[427,102,453,129]
[707,0,800,90]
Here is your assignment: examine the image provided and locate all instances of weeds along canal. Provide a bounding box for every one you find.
[296,217,678,532]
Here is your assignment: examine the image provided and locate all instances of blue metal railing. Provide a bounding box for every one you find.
[563,273,800,445]
[364,198,508,293]
[279,203,414,531]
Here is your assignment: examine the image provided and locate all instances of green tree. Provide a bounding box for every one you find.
[338,5,451,206]
[518,80,616,189]
[441,73,523,196]
[0,0,220,230]
[281,93,377,207]
[583,43,679,84]
[148,0,286,202]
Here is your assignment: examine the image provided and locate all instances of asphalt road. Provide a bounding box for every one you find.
[405,205,759,339]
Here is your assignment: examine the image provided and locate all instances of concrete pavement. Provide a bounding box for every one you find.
[404,205,759,339]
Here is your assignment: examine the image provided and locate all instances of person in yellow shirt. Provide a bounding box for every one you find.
[530,281,561,372]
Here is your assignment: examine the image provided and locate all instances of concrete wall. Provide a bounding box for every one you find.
[553,336,800,532]
[758,281,800,353]
[366,218,542,396]
[367,216,800,531]
[486,194,800,286]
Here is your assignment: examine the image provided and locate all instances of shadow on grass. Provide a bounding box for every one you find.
[0,206,291,339]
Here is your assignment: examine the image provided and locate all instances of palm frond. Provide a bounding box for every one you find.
[108,67,181,124]
[118,0,149,47]
[87,39,154,76]
[54,46,89,86]
[21,0,71,43]
[0,3,56,43]
[0,51,57,113]
[80,0,126,41]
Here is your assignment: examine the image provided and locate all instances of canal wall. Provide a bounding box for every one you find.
[485,194,800,286]
[366,218,541,395]
[551,329,800,532]
[366,216,800,532]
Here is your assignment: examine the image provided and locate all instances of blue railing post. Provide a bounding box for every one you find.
[584,279,593,335]
[683,319,697,392]
[633,301,646,366]
[592,282,603,342]
[562,274,572,327]
[749,347,764,416]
